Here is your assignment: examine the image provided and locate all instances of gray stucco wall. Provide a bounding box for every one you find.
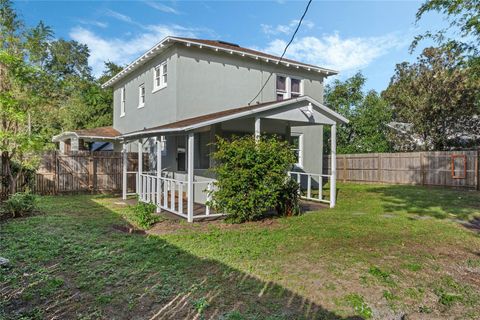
[112,42,329,176]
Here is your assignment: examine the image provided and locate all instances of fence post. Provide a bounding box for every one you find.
[377,153,382,183]
[476,149,479,191]
[420,152,425,186]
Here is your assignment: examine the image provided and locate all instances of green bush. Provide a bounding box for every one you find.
[1,191,37,219]
[131,201,158,229]
[209,135,298,223]
[276,178,300,217]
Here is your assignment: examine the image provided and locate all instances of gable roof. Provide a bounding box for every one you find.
[101,36,338,88]
[52,126,120,142]
[121,96,348,139]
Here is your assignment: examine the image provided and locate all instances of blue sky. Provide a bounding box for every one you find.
[15,0,445,91]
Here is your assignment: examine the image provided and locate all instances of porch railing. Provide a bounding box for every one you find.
[137,173,220,220]
[136,171,333,221]
[288,171,332,204]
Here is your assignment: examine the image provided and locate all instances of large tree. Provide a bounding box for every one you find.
[383,46,480,151]
[324,73,393,154]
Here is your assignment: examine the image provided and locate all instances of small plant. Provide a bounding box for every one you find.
[344,293,373,319]
[1,191,37,219]
[276,178,300,217]
[192,297,209,314]
[368,266,396,286]
[131,201,158,229]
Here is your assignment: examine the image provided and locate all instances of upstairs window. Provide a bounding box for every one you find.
[138,84,145,108]
[153,61,167,92]
[276,75,287,101]
[291,78,301,98]
[276,75,302,101]
[120,87,126,117]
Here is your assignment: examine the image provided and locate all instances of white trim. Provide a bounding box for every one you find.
[291,132,304,168]
[276,74,303,101]
[120,87,126,117]
[101,36,338,88]
[138,83,145,108]
[152,61,167,92]
[121,96,348,139]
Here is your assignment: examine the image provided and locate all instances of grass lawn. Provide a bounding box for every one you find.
[1,183,480,319]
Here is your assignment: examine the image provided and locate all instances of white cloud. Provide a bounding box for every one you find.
[261,20,314,36]
[105,9,134,24]
[69,25,199,76]
[262,33,407,73]
[145,1,180,14]
[78,19,108,28]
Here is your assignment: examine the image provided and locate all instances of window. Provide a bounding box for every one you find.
[291,78,301,98]
[120,87,126,117]
[276,75,302,100]
[290,133,303,167]
[138,84,145,108]
[195,131,210,169]
[276,75,287,101]
[153,61,167,92]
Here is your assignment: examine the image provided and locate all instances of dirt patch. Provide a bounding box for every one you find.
[147,215,284,235]
[112,224,146,235]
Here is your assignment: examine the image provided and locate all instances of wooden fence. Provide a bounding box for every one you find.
[324,150,480,189]
[1,151,148,198]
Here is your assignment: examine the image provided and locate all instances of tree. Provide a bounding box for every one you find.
[383,46,480,151]
[412,0,479,55]
[324,73,393,154]
[0,51,46,194]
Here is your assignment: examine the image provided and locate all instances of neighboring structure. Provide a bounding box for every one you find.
[52,126,121,153]
[54,36,348,221]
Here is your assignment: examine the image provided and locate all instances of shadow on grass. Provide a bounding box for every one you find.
[0,195,360,320]
[365,184,480,221]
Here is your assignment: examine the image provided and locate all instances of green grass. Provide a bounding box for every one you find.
[1,183,480,319]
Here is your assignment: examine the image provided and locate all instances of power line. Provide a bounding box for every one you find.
[248,0,313,105]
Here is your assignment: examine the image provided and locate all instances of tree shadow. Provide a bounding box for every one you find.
[365,184,480,221]
[0,195,361,319]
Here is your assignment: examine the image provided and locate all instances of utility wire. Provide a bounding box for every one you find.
[248,0,313,105]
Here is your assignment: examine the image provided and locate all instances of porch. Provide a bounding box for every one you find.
[120,96,348,222]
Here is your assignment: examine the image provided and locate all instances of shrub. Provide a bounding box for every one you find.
[131,201,158,229]
[1,191,37,219]
[276,178,300,217]
[209,135,298,223]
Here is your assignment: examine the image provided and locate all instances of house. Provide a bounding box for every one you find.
[53,36,348,221]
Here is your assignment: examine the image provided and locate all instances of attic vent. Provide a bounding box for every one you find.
[216,40,240,47]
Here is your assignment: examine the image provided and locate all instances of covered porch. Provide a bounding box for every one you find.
[120,96,348,222]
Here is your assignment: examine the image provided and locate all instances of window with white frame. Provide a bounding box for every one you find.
[276,75,287,101]
[276,75,302,101]
[153,61,167,91]
[138,84,145,108]
[120,87,126,117]
[291,133,303,167]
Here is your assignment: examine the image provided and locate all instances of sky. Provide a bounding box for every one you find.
[14,0,446,92]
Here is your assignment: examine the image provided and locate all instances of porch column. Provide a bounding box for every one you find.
[156,137,162,213]
[187,132,194,222]
[138,140,143,199]
[330,124,337,208]
[122,144,127,200]
[255,117,261,142]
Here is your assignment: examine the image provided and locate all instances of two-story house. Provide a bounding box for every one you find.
[53,36,348,222]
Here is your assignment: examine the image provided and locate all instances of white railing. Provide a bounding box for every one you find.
[288,171,332,205]
[137,173,220,220]
[136,171,333,221]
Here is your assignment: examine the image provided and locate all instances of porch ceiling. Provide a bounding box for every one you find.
[121,96,348,140]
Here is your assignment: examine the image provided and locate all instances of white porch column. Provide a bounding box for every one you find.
[138,140,143,199]
[187,132,194,222]
[156,137,162,213]
[122,144,127,200]
[330,124,337,208]
[255,117,261,142]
